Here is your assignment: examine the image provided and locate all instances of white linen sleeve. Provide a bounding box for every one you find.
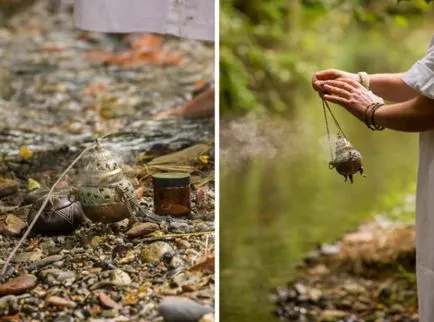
[402,50,434,99]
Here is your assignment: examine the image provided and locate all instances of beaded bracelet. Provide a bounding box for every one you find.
[358,72,370,90]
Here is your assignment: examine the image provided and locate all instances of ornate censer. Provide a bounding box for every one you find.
[76,139,139,224]
[322,99,365,183]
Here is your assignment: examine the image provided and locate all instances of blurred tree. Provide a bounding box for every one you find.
[220,0,433,116]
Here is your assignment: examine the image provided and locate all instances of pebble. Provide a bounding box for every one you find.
[40,269,76,286]
[0,274,38,296]
[159,296,212,322]
[110,269,131,287]
[30,255,63,270]
[46,295,77,309]
[140,242,174,264]
[0,295,18,314]
[0,215,26,236]
[320,244,341,256]
[126,222,159,238]
[0,178,18,198]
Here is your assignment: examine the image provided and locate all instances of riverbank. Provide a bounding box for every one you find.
[271,214,417,322]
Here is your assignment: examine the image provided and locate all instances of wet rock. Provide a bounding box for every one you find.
[0,215,26,236]
[159,296,212,322]
[110,269,131,287]
[46,296,77,308]
[319,244,340,256]
[0,274,37,296]
[0,295,18,315]
[169,255,184,269]
[126,222,159,238]
[30,254,63,270]
[40,269,76,286]
[140,241,174,264]
[0,178,18,198]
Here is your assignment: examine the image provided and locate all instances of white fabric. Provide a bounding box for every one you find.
[73,0,215,41]
[402,34,434,322]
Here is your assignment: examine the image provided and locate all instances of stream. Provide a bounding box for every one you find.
[220,97,419,321]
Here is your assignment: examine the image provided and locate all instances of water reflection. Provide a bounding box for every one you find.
[220,104,418,320]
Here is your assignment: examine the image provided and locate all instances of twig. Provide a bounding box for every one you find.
[139,230,214,243]
[0,142,96,276]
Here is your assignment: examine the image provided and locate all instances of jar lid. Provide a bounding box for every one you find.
[152,172,190,188]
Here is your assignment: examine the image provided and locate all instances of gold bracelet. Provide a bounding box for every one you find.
[358,71,369,90]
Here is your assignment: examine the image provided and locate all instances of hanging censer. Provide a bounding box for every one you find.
[322,99,365,183]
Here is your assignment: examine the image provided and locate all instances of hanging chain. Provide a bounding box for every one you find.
[321,98,348,161]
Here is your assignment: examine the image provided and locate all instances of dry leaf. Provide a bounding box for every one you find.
[188,255,215,274]
[27,178,40,191]
[19,145,33,160]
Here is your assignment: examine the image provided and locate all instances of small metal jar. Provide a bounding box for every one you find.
[152,172,191,216]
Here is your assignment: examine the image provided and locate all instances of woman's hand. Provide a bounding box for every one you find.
[321,79,384,122]
[312,69,359,93]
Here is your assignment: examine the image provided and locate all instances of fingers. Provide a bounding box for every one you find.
[337,78,362,89]
[312,69,341,91]
[324,80,355,93]
[314,69,341,81]
[323,94,350,106]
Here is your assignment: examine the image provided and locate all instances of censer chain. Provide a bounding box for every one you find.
[322,98,348,160]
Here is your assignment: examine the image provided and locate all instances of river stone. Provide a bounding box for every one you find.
[0,274,37,296]
[110,269,131,287]
[126,222,159,238]
[159,296,212,322]
[0,178,18,198]
[0,214,26,236]
[140,242,174,264]
[46,295,77,308]
[0,295,18,314]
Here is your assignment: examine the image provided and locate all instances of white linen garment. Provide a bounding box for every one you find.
[402,34,434,322]
[73,0,215,41]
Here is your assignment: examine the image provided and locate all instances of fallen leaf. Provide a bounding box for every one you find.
[27,178,40,191]
[19,145,33,160]
[188,255,215,274]
[0,314,21,322]
[123,292,139,305]
[90,305,101,315]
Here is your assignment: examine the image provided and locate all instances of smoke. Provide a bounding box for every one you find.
[220,115,332,175]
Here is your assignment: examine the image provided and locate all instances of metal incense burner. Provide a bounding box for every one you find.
[76,139,141,224]
[322,99,365,183]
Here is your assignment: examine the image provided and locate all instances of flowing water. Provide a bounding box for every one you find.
[220,96,419,321]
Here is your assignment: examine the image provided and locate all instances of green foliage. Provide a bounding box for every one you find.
[220,0,433,116]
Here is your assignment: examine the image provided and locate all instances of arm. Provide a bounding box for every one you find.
[375,95,434,132]
[368,73,419,103]
[322,79,434,133]
[312,69,418,102]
